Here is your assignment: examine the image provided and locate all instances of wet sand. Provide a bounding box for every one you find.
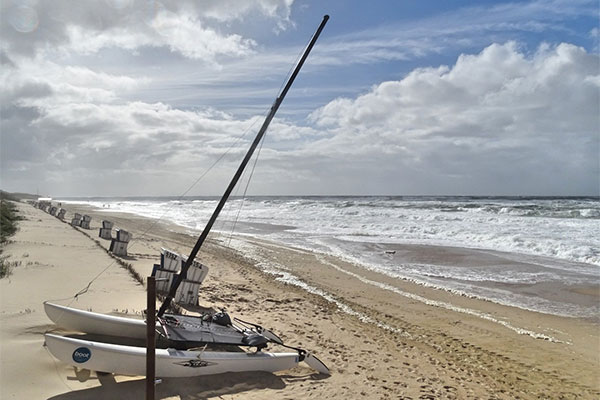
[1,202,598,399]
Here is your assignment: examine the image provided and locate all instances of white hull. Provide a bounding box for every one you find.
[45,334,301,377]
[44,303,330,375]
[44,302,151,339]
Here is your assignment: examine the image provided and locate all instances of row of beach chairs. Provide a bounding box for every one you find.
[30,202,205,306]
[29,202,131,257]
[32,201,66,220]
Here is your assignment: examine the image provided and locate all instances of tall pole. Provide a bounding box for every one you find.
[158,15,329,317]
[146,276,156,400]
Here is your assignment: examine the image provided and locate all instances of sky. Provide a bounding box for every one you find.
[1,0,598,197]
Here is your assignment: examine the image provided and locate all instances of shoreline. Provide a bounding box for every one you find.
[1,201,599,399]
[63,199,600,321]
[252,237,600,321]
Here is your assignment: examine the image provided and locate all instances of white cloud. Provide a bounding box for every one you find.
[1,0,597,197]
[305,0,597,68]
[0,0,293,61]
[305,42,599,195]
[64,11,257,61]
[199,0,294,27]
[1,59,145,109]
[3,39,598,196]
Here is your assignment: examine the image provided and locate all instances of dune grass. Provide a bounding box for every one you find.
[1,200,23,278]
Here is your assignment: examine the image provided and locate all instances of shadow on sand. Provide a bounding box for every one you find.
[47,369,326,399]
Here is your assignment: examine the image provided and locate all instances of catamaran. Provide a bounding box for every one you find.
[44,15,330,377]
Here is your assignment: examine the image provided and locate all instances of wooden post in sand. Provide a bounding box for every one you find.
[146,276,156,400]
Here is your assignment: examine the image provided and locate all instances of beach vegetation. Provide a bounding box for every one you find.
[0,190,36,201]
[1,200,23,278]
[0,260,10,279]
[1,200,22,244]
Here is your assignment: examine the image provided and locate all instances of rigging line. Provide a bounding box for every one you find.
[225,35,317,247]
[44,345,75,392]
[220,164,246,236]
[276,30,315,98]
[62,114,265,303]
[125,113,265,247]
[66,16,327,311]
[222,129,261,242]
[227,125,268,247]
[68,258,119,302]
[203,108,272,239]
[158,15,328,317]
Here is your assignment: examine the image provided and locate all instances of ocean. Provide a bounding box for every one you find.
[61,196,599,319]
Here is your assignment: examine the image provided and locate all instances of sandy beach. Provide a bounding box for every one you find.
[1,201,598,399]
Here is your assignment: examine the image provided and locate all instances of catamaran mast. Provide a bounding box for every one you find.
[158,15,329,317]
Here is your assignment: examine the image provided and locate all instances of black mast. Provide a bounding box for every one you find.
[158,15,329,317]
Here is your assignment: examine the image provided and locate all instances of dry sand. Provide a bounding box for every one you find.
[1,201,598,399]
